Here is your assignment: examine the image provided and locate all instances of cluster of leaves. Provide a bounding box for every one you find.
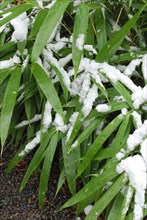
[0,0,147,219]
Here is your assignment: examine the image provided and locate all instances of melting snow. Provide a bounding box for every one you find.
[76,34,85,51]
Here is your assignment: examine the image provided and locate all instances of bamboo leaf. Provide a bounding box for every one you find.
[19,128,55,192]
[95,7,107,51]
[0,4,33,27]
[29,8,48,39]
[31,0,70,62]
[96,5,146,62]
[0,67,21,150]
[76,114,125,177]
[39,132,58,207]
[61,162,118,210]
[32,63,64,119]
[85,174,128,220]
[72,3,89,77]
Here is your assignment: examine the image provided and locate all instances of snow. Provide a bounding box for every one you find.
[122,186,134,216]
[66,112,79,142]
[19,131,41,156]
[76,34,85,51]
[116,148,126,160]
[84,205,93,216]
[0,12,11,33]
[127,120,147,151]
[84,44,97,55]
[124,59,142,76]
[10,12,29,42]
[43,49,71,90]
[96,104,111,113]
[42,101,52,133]
[53,113,67,133]
[116,155,146,220]
[142,54,147,81]
[82,85,98,117]
[0,55,21,69]
[59,54,72,67]
[140,139,147,166]
[15,114,41,128]
[131,111,142,128]
[131,85,147,109]
[121,108,127,115]
[71,140,78,148]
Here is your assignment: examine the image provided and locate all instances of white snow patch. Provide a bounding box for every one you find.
[142,54,147,81]
[10,12,29,42]
[82,85,98,117]
[76,34,85,51]
[96,104,111,113]
[84,205,93,216]
[124,59,142,76]
[16,114,41,128]
[131,111,142,128]
[84,44,97,55]
[116,155,146,220]
[42,101,52,133]
[0,54,21,69]
[121,108,127,115]
[140,139,147,166]
[66,112,79,142]
[127,120,147,152]
[53,113,67,133]
[131,85,147,109]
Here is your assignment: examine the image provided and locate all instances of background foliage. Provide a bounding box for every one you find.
[0,0,147,219]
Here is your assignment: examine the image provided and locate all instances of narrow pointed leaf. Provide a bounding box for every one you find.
[96,5,146,62]
[31,0,70,62]
[86,174,128,220]
[0,67,21,149]
[32,63,64,119]
[76,114,125,177]
[72,3,89,77]
[0,4,33,27]
[39,132,58,207]
[61,162,118,210]
[19,128,55,192]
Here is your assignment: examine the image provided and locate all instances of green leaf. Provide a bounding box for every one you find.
[95,7,107,51]
[118,184,134,220]
[0,68,11,86]
[0,67,21,150]
[19,128,55,192]
[94,114,130,160]
[39,132,58,207]
[69,116,105,152]
[76,114,125,177]
[0,42,16,58]
[96,5,146,62]
[72,3,89,77]
[85,174,128,220]
[62,138,76,195]
[31,0,70,62]
[61,162,118,210]
[32,63,64,119]
[29,8,48,39]
[0,0,13,10]
[107,193,124,220]
[55,166,65,196]
[0,4,33,27]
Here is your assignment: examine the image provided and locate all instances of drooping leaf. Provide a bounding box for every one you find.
[19,128,55,192]
[85,174,128,220]
[72,3,89,77]
[31,0,70,62]
[32,63,64,119]
[39,132,58,207]
[96,5,146,62]
[0,67,21,150]
[76,114,125,177]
